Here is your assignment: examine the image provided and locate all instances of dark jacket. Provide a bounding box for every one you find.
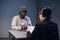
[27,19,59,40]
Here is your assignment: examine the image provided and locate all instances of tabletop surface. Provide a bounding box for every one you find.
[8,30,27,39]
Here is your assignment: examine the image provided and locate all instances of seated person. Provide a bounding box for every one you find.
[11,6,32,31]
[27,7,59,40]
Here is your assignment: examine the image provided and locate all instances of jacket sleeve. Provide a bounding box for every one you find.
[27,24,39,40]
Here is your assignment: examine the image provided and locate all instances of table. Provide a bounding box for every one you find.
[8,30,27,40]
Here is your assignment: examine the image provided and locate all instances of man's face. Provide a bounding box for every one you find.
[39,8,46,21]
[39,12,42,21]
[19,10,26,19]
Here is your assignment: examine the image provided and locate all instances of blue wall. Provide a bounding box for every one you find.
[0,0,37,37]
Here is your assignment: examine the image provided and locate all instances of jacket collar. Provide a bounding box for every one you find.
[40,18,50,24]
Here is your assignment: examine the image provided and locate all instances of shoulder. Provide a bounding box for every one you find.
[13,15,19,18]
[25,16,31,20]
[49,21,57,26]
[13,15,19,19]
[48,20,58,28]
[25,16,30,19]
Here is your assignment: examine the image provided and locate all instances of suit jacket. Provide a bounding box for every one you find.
[27,19,59,40]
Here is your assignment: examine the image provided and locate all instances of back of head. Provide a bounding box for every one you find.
[41,6,52,19]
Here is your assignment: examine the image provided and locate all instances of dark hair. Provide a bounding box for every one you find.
[42,7,52,18]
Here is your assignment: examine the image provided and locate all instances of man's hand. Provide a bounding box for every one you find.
[21,25,27,30]
[26,29,30,32]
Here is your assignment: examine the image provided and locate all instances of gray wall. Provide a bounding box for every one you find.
[37,0,60,39]
[0,0,37,37]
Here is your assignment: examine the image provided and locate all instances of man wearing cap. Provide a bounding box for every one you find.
[11,6,32,31]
